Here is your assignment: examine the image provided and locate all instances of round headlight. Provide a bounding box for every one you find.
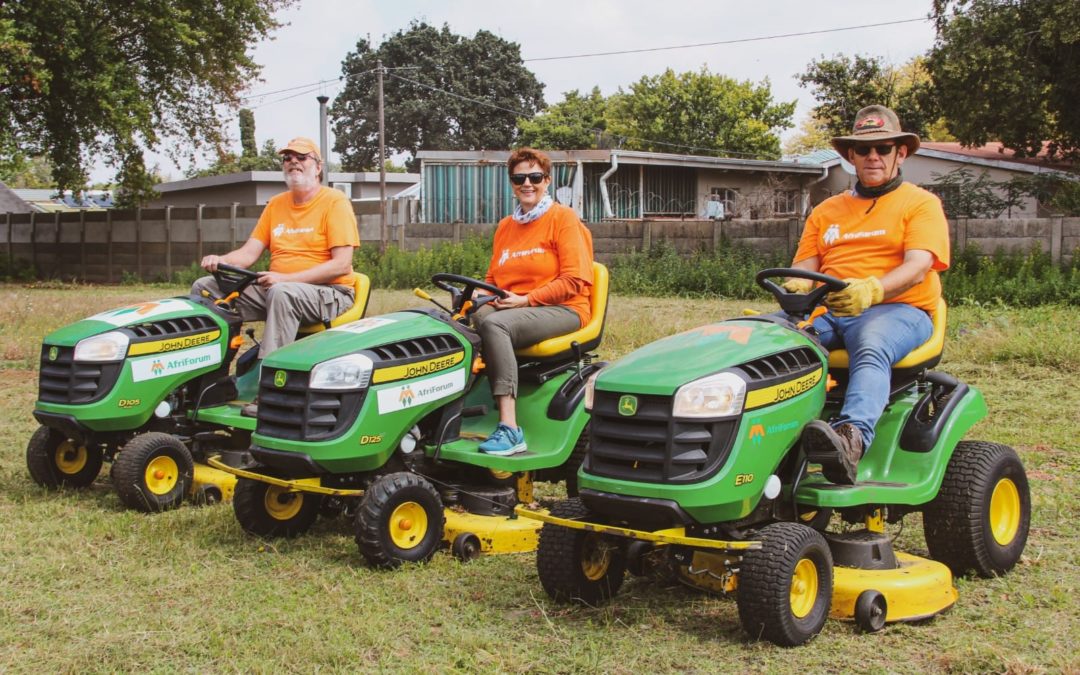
[672,372,746,418]
[309,354,373,390]
[73,331,130,362]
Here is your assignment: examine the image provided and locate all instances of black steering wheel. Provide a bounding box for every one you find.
[210,263,260,304]
[755,267,847,318]
[430,273,507,317]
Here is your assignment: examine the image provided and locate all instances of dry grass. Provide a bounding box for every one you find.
[0,282,1077,672]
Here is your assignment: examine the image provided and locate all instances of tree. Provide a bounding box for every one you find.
[332,22,545,172]
[603,67,795,159]
[782,114,833,156]
[797,54,944,140]
[188,140,281,179]
[928,0,1080,158]
[0,0,293,201]
[239,109,259,161]
[517,87,609,150]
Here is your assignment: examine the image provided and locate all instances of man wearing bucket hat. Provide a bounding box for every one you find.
[784,105,950,484]
[192,136,360,363]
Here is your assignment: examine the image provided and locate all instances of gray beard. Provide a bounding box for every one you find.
[284,169,318,190]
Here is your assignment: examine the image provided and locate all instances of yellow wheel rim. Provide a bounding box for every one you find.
[54,440,88,475]
[143,455,179,495]
[790,558,819,619]
[264,485,303,521]
[581,534,612,581]
[389,501,428,549]
[990,478,1021,546]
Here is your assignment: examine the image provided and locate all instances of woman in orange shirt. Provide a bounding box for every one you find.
[474,148,594,455]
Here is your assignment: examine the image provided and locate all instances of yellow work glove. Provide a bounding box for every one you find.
[781,278,814,294]
[826,277,884,317]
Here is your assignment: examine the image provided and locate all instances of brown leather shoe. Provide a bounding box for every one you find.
[802,421,864,485]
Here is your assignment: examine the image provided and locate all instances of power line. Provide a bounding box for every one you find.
[524,17,932,62]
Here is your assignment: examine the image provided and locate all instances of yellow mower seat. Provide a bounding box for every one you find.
[297,273,372,335]
[827,298,947,371]
[515,262,609,360]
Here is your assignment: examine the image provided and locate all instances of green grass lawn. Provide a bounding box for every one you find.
[0,283,1077,672]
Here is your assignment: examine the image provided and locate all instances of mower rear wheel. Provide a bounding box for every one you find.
[233,468,322,538]
[112,433,193,512]
[854,590,888,633]
[26,425,103,489]
[737,522,833,647]
[536,498,626,604]
[923,441,1030,577]
[355,472,444,568]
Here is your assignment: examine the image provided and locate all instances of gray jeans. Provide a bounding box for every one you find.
[472,304,580,398]
[191,276,354,358]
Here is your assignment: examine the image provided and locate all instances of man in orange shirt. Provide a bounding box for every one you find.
[786,106,950,484]
[474,147,594,455]
[192,137,360,359]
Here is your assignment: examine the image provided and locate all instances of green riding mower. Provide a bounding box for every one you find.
[26,264,371,512]
[206,263,609,568]
[521,268,1030,647]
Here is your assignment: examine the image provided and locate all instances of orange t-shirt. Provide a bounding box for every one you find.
[251,186,360,285]
[794,182,950,312]
[486,203,595,327]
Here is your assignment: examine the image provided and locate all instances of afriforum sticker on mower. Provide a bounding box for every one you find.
[329,317,397,334]
[129,344,222,382]
[89,299,195,327]
[376,369,465,414]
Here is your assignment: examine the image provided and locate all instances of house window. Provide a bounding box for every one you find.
[773,189,800,215]
[710,187,739,217]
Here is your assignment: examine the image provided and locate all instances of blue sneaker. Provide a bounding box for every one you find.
[478,423,527,456]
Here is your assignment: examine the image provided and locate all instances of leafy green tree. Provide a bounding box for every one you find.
[188,140,281,179]
[2,154,54,189]
[783,114,834,156]
[517,87,608,150]
[332,22,545,172]
[239,109,259,161]
[604,67,795,159]
[928,167,1019,218]
[798,54,943,140]
[928,0,1080,158]
[0,0,293,201]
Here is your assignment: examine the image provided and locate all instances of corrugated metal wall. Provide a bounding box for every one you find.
[423,163,579,224]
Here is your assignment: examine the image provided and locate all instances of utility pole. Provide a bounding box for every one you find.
[317,95,329,186]
[377,59,387,252]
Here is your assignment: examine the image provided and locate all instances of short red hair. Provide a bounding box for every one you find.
[507,147,551,176]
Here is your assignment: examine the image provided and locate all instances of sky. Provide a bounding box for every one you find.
[122,0,940,183]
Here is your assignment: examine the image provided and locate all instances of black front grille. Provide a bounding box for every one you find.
[587,391,738,484]
[737,347,820,383]
[255,368,365,441]
[38,345,123,404]
[369,334,459,365]
[127,315,219,339]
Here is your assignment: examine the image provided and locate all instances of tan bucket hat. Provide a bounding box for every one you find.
[831,105,920,156]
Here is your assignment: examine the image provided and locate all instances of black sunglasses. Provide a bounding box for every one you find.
[509,172,548,186]
[852,144,896,157]
[281,152,314,163]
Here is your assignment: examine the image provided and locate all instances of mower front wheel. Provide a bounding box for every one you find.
[111,433,193,512]
[923,441,1030,577]
[26,425,103,489]
[233,468,322,538]
[355,472,445,568]
[737,522,833,647]
[536,498,626,605]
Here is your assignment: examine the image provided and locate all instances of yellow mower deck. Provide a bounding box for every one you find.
[206,456,549,555]
[520,508,957,625]
[191,462,239,502]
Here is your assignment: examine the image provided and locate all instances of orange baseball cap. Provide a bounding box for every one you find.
[278,137,322,161]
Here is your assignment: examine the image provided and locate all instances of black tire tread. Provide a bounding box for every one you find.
[233,465,322,538]
[111,432,194,512]
[923,440,1030,578]
[354,472,444,569]
[536,498,626,605]
[564,428,590,498]
[737,522,833,647]
[26,425,103,489]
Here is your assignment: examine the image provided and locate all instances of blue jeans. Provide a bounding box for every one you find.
[812,303,933,448]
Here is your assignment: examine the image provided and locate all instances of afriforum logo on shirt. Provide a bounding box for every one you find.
[497,246,546,266]
[272,223,315,238]
[822,223,886,247]
[823,224,841,246]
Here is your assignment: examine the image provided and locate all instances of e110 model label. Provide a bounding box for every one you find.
[130,344,222,382]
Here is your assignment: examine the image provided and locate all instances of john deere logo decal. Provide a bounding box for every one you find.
[48,346,58,361]
[274,370,287,388]
[618,395,638,416]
